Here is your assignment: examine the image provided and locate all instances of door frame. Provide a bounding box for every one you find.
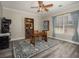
[24,18,34,39]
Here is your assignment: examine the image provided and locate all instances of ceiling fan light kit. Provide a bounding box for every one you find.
[58,5,63,7]
[31,1,53,12]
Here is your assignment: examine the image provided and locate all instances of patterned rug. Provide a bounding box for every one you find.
[12,38,60,58]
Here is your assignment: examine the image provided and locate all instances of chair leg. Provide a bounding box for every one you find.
[30,37,35,47]
[45,36,47,42]
[43,35,47,42]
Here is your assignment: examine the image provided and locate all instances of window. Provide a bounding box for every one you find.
[54,13,75,39]
[55,15,64,34]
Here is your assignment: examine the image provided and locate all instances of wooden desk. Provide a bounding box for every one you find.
[30,31,47,46]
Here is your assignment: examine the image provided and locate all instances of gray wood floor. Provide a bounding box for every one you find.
[0,42,13,58]
[32,41,79,58]
[0,38,79,58]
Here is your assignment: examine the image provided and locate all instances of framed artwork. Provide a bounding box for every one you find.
[43,20,49,31]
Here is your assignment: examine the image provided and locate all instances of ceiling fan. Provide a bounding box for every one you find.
[31,1,53,12]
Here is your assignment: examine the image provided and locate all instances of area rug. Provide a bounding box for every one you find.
[12,38,60,58]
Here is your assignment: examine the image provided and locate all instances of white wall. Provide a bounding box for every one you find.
[3,7,40,40]
[0,2,3,32]
[0,2,2,17]
[3,7,53,40]
[35,12,53,37]
[3,2,79,41]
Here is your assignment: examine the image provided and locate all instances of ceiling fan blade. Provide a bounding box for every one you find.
[42,4,48,12]
[38,1,43,4]
[44,4,53,8]
[44,8,48,11]
[37,1,51,12]
[38,1,43,7]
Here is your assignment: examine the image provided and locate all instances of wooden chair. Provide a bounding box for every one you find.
[41,30,47,42]
[30,30,38,46]
[30,30,47,46]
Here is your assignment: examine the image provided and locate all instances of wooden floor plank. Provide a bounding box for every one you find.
[32,40,79,58]
[1,38,79,58]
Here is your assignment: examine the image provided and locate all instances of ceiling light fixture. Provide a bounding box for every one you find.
[58,5,63,7]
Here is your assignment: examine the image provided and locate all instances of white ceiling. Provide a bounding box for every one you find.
[1,1,79,14]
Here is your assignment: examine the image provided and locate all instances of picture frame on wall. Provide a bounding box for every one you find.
[43,20,49,31]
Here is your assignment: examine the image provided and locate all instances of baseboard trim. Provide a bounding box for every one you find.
[10,37,25,41]
[48,36,79,45]
[10,36,79,45]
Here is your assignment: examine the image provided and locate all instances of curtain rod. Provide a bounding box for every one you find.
[53,10,79,17]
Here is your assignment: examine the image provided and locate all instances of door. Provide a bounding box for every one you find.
[25,18,34,39]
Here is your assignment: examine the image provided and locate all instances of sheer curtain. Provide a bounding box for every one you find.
[52,16,56,37]
[52,10,79,42]
[71,10,79,42]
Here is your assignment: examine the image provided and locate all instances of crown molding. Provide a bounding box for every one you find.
[3,7,36,15]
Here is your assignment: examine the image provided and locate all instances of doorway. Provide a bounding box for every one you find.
[25,18,34,39]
